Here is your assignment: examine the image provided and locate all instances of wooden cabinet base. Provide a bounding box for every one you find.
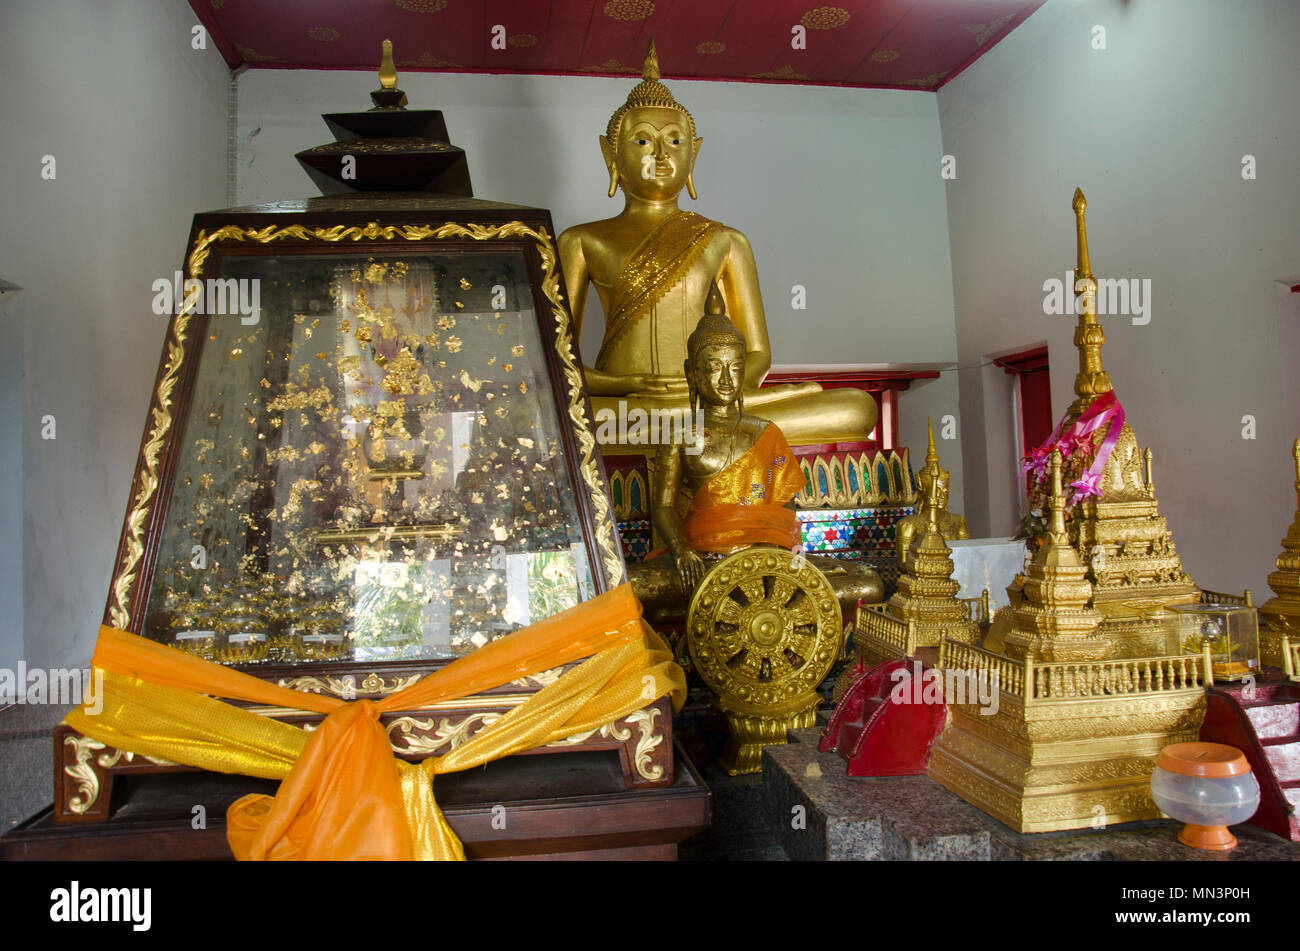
[1,744,711,861]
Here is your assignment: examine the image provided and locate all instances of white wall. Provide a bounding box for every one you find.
[939,0,1300,596]
[237,67,960,484]
[0,0,229,670]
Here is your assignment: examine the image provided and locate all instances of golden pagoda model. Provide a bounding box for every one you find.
[841,420,980,681]
[926,189,1215,833]
[1260,440,1300,669]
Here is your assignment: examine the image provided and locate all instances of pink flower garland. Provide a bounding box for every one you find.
[1021,392,1126,505]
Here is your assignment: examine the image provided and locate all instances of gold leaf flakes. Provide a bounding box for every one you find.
[459,277,472,290]
[490,520,509,542]
[445,336,462,353]
[516,437,534,449]
[454,301,464,309]
[356,326,373,342]
[316,351,327,360]
[229,347,243,359]
[459,370,484,392]
[519,381,527,394]
[341,320,351,333]
[502,363,512,372]
[497,324,506,335]
[437,315,456,331]
[511,345,524,357]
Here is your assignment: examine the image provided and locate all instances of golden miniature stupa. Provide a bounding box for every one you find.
[927,189,1216,834]
[839,420,980,686]
[1260,439,1300,668]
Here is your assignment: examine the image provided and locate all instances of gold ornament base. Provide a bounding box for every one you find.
[927,639,1209,833]
[1260,613,1298,669]
[719,698,820,776]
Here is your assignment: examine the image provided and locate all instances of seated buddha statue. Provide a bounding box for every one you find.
[558,41,877,447]
[630,284,883,625]
[894,418,970,566]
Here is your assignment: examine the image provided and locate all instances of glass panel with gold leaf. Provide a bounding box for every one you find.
[142,248,598,666]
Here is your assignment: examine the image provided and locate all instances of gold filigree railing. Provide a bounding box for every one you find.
[937,638,1026,698]
[937,639,1214,705]
[1028,645,1213,702]
[1201,588,1253,607]
[856,604,915,656]
[1283,635,1299,682]
[959,589,991,625]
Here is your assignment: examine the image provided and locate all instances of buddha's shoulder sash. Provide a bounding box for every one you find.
[597,210,722,366]
[690,423,801,510]
[683,423,805,552]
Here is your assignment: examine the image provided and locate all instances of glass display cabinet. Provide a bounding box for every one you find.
[50,61,683,830]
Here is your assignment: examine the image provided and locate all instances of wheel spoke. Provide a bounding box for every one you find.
[769,576,797,606]
[738,577,766,605]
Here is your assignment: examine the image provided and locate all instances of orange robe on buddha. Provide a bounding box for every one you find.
[683,423,805,554]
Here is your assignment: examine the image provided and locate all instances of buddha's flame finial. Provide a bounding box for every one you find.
[643,39,660,82]
[1068,188,1113,415]
[705,280,725,316]
[379,40,398,90]
[1048,449,1068,541]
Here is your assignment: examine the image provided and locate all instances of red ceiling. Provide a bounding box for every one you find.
[191,0,1044,92]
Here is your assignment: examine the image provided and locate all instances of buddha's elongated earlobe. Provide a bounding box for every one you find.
[607,163,620,198]
[686,136,702,200]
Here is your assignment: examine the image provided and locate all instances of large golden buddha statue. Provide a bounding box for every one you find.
[558,41,877,446]
[629,285,882,624]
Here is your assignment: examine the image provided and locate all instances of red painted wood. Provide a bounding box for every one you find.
[1199,676,1300,843]
[186,0,1043,91]
[821,656,947,776]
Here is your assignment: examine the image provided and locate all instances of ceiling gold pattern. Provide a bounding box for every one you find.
[871,49,899,62]
[696,40,726,55]
[307,26,340,42]
[800,6,851,30]
[603,0,655,22]
[394,0,447,12]
[966,12,1017,46]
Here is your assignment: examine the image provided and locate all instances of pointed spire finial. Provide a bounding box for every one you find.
[1048,449,1068,540]
[926,416,939,467]
[1068,187,1113,414]
[1293,438,1300,506]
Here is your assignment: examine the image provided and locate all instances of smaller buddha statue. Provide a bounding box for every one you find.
[629,284,882,624]
[894,418,970,566]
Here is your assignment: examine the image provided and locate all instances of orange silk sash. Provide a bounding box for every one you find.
[683,422,804,552]
[63,583,685,860]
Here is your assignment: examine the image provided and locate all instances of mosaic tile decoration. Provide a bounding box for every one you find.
[617,519,653,563]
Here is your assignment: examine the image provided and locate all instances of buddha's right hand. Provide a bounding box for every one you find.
[671,544,706,592]
[622,373,679,395]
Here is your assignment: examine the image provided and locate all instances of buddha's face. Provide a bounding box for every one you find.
[604,107,700,201]
[919,471,950,510]
[689,342,745,408]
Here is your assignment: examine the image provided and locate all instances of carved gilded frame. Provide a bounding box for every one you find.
[104,216,624,650]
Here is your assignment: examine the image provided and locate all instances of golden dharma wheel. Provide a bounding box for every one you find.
[686,547,842,718]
